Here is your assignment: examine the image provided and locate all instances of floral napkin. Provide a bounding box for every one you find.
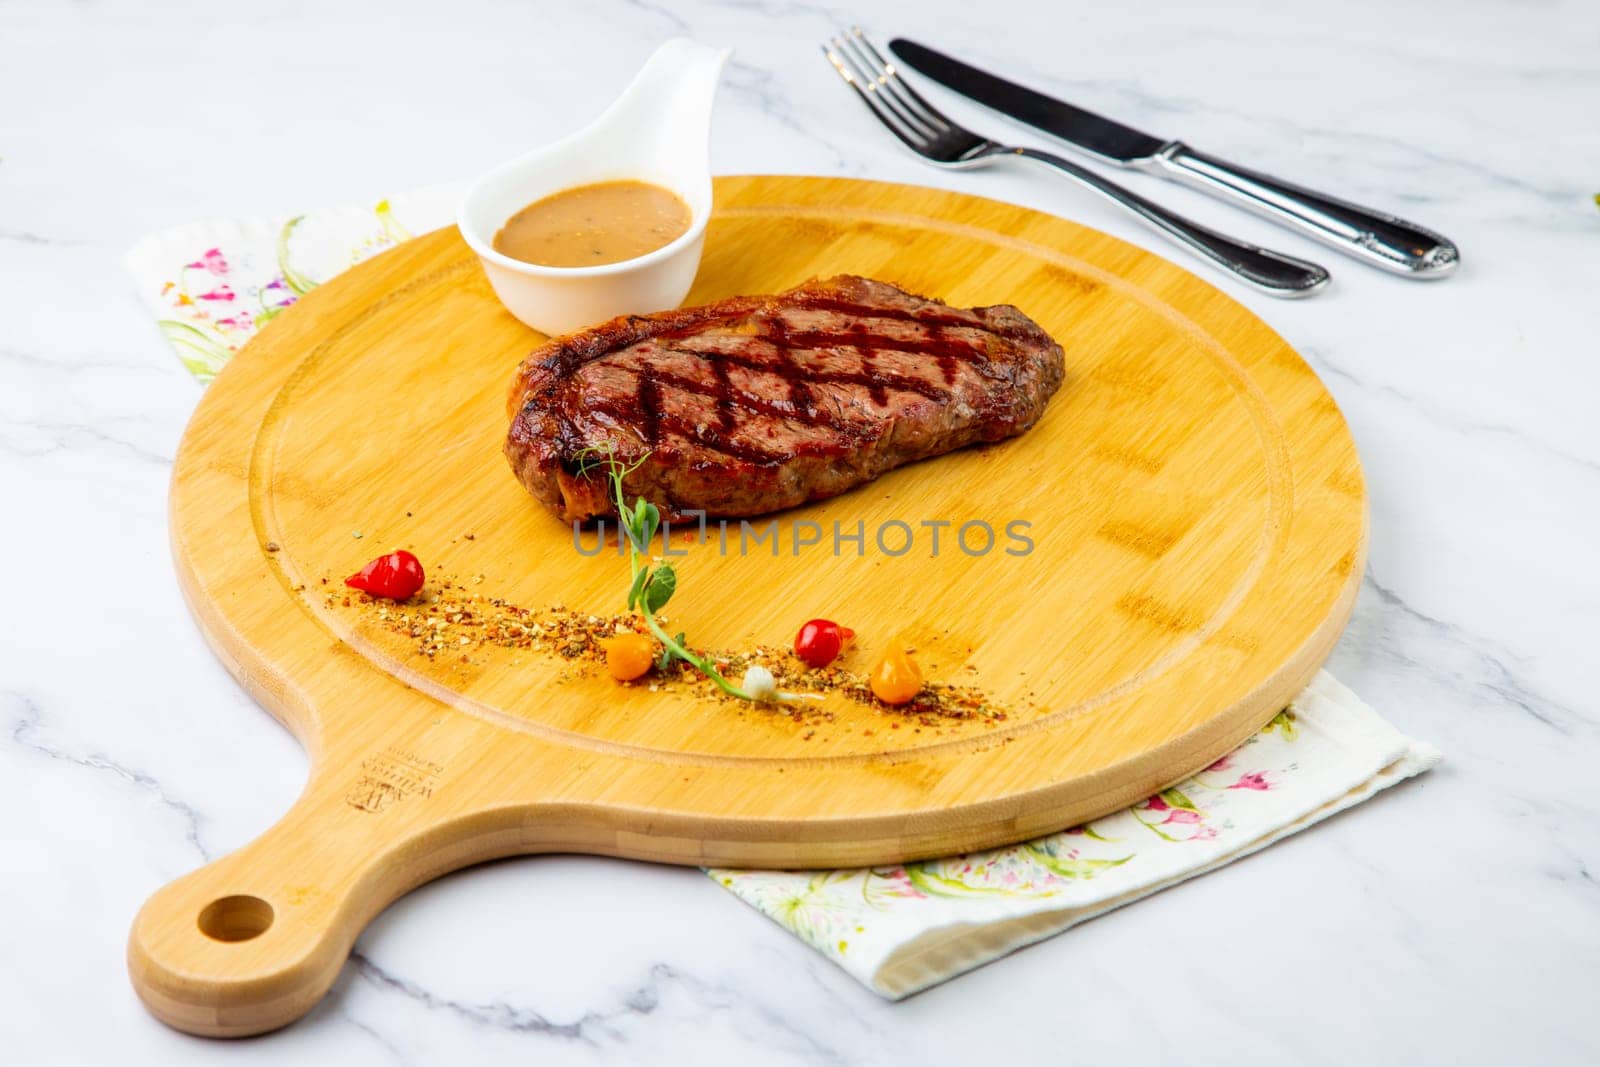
[125,188,1439,999]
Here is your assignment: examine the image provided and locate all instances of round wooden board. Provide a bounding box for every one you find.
[131,175,1364,1035]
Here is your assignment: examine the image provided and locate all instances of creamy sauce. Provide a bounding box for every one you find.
[492,180,692,268]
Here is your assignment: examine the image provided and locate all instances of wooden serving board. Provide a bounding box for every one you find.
[130,175,1364,1035]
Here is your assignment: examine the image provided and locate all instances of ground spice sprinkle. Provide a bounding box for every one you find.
[326,574,1008,726]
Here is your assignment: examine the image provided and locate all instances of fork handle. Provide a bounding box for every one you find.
[1013,147,1330,298]
[1148,142,1459,278]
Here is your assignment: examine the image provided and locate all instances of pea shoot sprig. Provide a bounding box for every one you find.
[578,446,818,705]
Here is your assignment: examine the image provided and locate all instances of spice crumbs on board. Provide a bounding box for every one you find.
[324,573,1008,727]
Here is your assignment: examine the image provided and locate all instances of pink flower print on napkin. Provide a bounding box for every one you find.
[1140,793,1201,823]
[185,248,230,276]
[196,285,235,302]
[1229,772,1273,791]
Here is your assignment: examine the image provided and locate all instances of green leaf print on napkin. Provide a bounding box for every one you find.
[158,320,233,384]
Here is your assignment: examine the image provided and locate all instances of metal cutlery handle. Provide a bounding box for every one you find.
[1150,143,1459,278]
[1013,147,1330,298]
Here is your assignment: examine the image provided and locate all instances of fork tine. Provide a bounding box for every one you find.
[835,31,942,139]
[848,28,960,135]
[828,35,934,142]
[822,41,928,154]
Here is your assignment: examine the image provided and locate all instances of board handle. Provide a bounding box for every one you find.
[126,756,509,1037]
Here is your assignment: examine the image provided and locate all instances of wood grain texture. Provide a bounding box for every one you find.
[129,175,1365,1036]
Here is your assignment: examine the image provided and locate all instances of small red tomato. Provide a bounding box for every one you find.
[345,550,425,600]
[794,618,854,669]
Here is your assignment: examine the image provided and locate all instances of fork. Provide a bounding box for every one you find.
[823,29,1331,298]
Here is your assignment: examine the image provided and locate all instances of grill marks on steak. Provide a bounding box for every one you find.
[505,276,1065,521]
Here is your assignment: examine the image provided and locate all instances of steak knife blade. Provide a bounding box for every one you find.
[888,39,1167,163]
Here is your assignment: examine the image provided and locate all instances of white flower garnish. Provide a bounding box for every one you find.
[741,665,778,702]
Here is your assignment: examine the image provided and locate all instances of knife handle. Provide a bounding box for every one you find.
[1013,147,1330,298]
[1149,143,1459,278]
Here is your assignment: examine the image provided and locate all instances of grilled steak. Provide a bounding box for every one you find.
[505,275,1064,522]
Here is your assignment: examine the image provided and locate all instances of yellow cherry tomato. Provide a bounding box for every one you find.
[869,645,923,705]
[604,632,656,682]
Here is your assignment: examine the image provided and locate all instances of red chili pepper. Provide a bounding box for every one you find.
[794,618,854,669]
[345,550,425,600]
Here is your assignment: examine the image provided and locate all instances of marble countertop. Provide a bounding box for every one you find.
[3,0,1596,1062]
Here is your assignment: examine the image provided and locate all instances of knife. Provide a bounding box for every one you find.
[889,38,1459,279]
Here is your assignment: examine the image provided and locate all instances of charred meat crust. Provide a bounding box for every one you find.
[505,275,1064,522]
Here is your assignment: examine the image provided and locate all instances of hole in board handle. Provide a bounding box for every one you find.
[197,895,275,942]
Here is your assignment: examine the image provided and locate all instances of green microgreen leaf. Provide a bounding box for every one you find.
[641,561,676,613]
[635,499,661,551]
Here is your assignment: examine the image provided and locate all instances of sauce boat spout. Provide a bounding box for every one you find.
[594,38,732,182]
